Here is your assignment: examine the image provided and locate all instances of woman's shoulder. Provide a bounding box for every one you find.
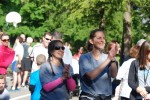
[80,52,91,59]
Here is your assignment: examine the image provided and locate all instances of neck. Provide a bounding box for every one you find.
[51,57,61,67]
[91,49,102,60]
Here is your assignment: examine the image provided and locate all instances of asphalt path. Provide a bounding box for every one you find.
[6,76,79,100]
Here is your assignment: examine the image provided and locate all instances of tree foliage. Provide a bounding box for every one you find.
[0,0,149,53]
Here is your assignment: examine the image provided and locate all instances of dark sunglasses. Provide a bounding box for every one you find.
[1,39,9,42]
[54,46,65,50]
[45,37,51,41]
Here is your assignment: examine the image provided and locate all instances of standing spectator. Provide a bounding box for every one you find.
[79,29,118,100]
[52,31,72,65]
[20,34,26,43]
[72,46,84,85]
[0,75,10,100]
[73,46,83,61]
[21,37,33,87]
[40,40,76,100]
[11,36,24,90]
[0,33,15,75]
[128,40,150,100]
[31,37,40,47]
[114,45,140,100]
[30,32,52,72]
[29,54,46,100]
[124,39,146,62]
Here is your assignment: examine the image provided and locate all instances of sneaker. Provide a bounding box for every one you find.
[11,87,15,90]
[17,87,21,90]
[9,87,18,92]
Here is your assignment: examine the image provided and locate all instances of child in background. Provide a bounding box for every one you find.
[29,54,46,100]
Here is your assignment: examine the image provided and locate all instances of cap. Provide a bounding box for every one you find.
[136,39,146,47]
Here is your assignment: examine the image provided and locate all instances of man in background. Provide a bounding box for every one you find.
[0,75,10,100]
[30,32,52,72]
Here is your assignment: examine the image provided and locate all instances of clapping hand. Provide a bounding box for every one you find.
[108,43,118,60]
[62,64,70,80]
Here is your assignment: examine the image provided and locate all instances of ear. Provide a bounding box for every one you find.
[89,39,93,44]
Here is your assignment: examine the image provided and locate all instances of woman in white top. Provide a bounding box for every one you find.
[116,45,140,100]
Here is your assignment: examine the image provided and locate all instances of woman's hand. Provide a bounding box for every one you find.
[108,43,118,60]
[62,64,70,80]
[136,87,148,98]
[17,63,21,68]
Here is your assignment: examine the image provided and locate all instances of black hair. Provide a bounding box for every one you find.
[48,40,65,75]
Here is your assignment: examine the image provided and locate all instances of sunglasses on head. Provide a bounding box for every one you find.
[45,37,51,41]
[54,46,65,50]
[1,39,9,42]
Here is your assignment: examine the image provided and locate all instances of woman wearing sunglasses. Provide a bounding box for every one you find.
[0,33,15,75]
[39,40,76,100]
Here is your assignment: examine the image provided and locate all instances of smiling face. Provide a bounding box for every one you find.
[90,31,106,51]
[52,42,65,59]
[42,34,52,48]
[48,40,65,60]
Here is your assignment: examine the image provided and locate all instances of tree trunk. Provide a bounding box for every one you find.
[120,0,132,65]
[99,6,105,30]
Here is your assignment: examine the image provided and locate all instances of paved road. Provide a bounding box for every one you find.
[6,77,79,100]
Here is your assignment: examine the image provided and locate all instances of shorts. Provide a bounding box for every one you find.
[21,57,32,71]
[11,61,21,73]
[12,61,17,72]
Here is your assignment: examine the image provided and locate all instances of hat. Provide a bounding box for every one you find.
[26,37,33,44]
[136,39,146,46]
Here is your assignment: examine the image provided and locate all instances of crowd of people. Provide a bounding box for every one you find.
[0,29,149,100]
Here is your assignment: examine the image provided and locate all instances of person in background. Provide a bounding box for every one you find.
[21,37,33,87]
[31,37,40,47]
[29,54,46,100]
[0,33,15,75]
[52,31,73,65]
[0,75,10,100]
[73,46,83,61]
[0,33,15,88]
[136,39,146,48]
[114,45,140,100]
[11,36,24,90]
[79,29,118,100]
[20,34,26,43]
[40,40,76,100]
[128,40,150,100]
[30,32,52,72]
[72,46,84,85]
[124,39,146,62]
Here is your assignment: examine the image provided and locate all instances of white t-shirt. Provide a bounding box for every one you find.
[30,44,48,72]
[116,58,135,98]
[13,43,24,62]
[72,58,79,74]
